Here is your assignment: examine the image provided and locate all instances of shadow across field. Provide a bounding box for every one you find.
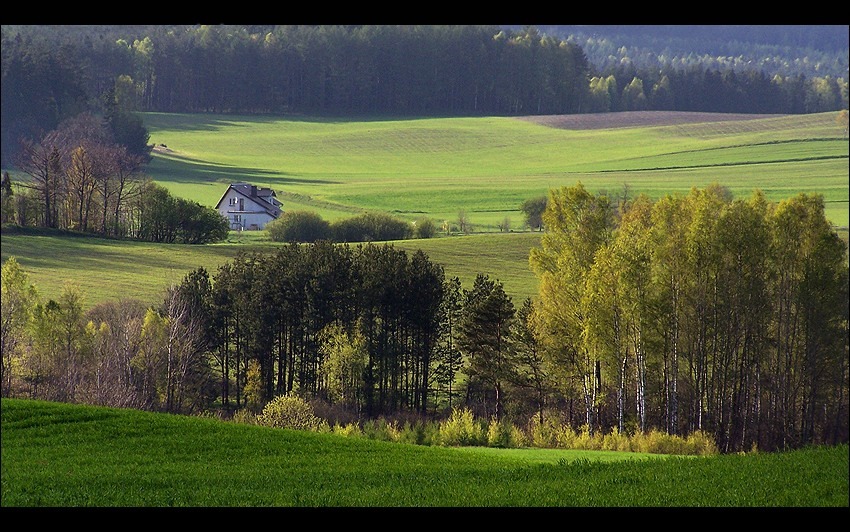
[147,150,340,185]
[146,112,455,133]
[144,114,288,133]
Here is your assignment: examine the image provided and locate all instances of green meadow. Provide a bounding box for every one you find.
[0,228,541,308]
[1,111,847,309]
[2,398,847,507]
[143,111,849,229]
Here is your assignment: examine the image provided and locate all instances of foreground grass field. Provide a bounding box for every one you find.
[2,398,847,507]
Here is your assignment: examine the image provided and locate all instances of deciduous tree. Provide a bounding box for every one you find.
[529,182,613,433]
[1,257,38,396]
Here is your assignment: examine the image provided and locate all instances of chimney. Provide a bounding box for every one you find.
[251,185,257,197]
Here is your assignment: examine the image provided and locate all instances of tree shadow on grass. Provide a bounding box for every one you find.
[147,150,339,186]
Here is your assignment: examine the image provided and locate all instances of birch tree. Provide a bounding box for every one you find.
[649,193,689,436]
[610,194,654,432]
[529,182,613,433]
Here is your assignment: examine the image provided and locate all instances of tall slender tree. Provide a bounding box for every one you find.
[1,258,39,397]
[529,182,613,433]
[457,273,516,422]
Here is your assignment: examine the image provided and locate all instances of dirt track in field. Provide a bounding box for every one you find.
[517,111,786,130]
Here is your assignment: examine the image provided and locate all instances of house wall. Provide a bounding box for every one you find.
[217,189,275,230]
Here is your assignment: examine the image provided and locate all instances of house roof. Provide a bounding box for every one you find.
[215,182,282,218]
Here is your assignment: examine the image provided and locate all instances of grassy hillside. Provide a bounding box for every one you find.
[1,111,846,309]
[2,398,847,507]
[142,111,849,229]
[0,228,542,309]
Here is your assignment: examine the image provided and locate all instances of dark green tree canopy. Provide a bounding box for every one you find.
[4,24,845,165]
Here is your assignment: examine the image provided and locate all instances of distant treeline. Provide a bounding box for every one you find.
[531,25,849,80]
[2,25,848,165]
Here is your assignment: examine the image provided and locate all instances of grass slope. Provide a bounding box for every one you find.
[1,111,846,309]
[142,111,848,229]
[0,228,542,309]
[2,398,847,507]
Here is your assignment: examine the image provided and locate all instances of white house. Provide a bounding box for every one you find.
[215,182,283,230]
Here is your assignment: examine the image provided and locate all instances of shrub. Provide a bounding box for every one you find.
[332,422,364,437]
[266,210,331,243]
[243,360,264,412]
[573,424,601,450]
[382,420,403,442]
[438,407,486,446]
[685,430,719,456]
[528,413,559,448]
[602,426,632,452]
[417,420,442,447]
[521,195,547,231]
[634,429,681,455]
[487,417,509,448]
[257,393,329,432]
[396,421,430,445]
[414,216,437,239]
[487,417,526,448]
[555,424,579,449]
[136,182,229,244]
[331,212,412,242]
[361,418,402,442]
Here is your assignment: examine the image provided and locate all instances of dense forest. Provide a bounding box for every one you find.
[530,25,849,80]
[2,25,848,166]
[2,184,847,453]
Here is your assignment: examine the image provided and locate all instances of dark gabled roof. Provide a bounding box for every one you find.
[215,182,282,218]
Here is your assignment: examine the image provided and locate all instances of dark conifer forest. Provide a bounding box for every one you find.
[2,25,848,165]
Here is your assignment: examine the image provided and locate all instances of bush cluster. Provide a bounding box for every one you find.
[256,393,330,432]
[437,407,486,446]
[267,210,429,243]
[243,403,719,456]
[265,210,331,243]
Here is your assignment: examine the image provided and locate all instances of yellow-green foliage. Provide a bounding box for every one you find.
[361,418,399,442]
[630,429,721,455]
[257,393,330,433]
[396,421,434,446]
[685,430,719,456]
[528,414,718,456]
[332,422,363,437]
[382,420,403,442]
[326,410,718,455]
[438,407,486,446]
[487,417,528,448]
[528,413,559,448]
[243,360,264,412]
[602,426,633,452]
[555,424,579,449]
[632,430,670,454]
[573,425,602,450]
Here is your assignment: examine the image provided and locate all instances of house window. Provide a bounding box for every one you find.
[229,197,237,206]
[232,215,241,223]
